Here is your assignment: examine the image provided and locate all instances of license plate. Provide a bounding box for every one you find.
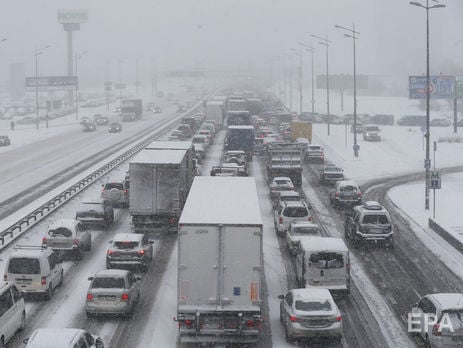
[99,296,116,301]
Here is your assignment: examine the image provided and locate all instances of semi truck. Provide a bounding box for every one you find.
[205,100,224,129]
[129,141,195,233]
[121,99,143,121]
[266,142,303,186]
[291,120,312,142]
[176,176,263,345]
[224,125,254,160]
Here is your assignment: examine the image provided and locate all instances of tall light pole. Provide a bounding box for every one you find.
[300,43,315,114]
[335,24,360,157]
[105,57,115,112]
[33,45,51,130]
[291,48,303,115]
[289,54,293,111]
[118,58,124,106]
[311,34,331,135]
[75,51,87,120]
[410,0,445,210]
[135,58,140,99]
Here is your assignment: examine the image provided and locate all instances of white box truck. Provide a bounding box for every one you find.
[205,100,224,129]
[176,176,263,345]
[129,143,195,233]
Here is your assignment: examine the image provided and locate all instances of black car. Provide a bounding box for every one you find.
[96,116,110,126]
[0,135,11,146]
[397,115,426,126]
[108,122,122,133]
[82,122,97,132]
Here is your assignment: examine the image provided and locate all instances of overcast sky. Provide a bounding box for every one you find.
[1,0,462,88]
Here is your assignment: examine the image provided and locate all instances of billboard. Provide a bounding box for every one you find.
[25,76,78,91]
[455,77,463,98]
[316,74,368,90]
[408,75,455,99]
[57,10,88,24]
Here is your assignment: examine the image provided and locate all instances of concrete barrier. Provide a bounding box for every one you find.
[428,218,463,253]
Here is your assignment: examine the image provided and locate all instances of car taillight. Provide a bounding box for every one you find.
[308,216,312,221]
[246,319,255,327]
[432,323,441,336]
[336,315,342,322]
[184,319,192,327]
[169,218,175,224]
[335,192,339,197]
[107,249,113,255]
[121,293,129,301]
[73,238,79,245]
[87,293,93,301]
[42,237,47,244]
[357,192,362,198]
[41,276,47,285]
[279,217,283,224]
[138,250,145,256]
[289,315,297,322]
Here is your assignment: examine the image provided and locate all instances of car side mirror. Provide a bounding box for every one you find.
[277,295,284,300]
[136,276,142,281]
[149,240,154,244]
[307,203,312,210]
[88,276,94,281]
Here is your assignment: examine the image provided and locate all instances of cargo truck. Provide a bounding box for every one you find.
[291,120,312,142]
[266,142,303,186]
[121,99,143,121]
[224,125,254,160]
[129,142,195,233]
[176,176,263,345]
[205,100,224,129]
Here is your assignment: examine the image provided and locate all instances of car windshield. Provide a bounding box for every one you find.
[362,214,389,224]
[114,241,139,249]
[309,252,344,269]
[441,310,463,325]
[8,257,40,274]
[91,277,125,289]
[365,126,379,131]
[48,227,73,237]
[275,180,291,186]
[104,183,123,190]
[295,299,332,312]
[340,185,357,192]
[292,227,320,236]
[283,207,308,217]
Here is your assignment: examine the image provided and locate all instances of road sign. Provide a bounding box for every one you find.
[409,75,455,99]
[424,159,431,170]
[25,76,78,91]
[428,171,441,189]
[353,144,360,151]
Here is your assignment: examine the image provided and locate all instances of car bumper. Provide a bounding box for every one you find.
[355,232,393,241]
[86,301,131,314]
[288,322,342,339]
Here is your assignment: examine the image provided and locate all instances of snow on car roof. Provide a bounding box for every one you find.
[94,269,129,278]
[48,219,79,230]
[179,177,262,225]
[113,233,143,242]
[338,180,359,187]
[291,287,332,300]
[228,125,254,130]
[429,293,463,310]
[299,237,348,253]
[27,328,88,347]
[130,148,186,165]
[145,140,192,150]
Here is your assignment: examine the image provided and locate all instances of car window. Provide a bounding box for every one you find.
[418,297,435,313]
[292,227,320,236]
[48,254,57,270]
[0,288,13,316]
[283,207,308,218]
[362,214,389,224]
[11,286,21,302]
[104,183,124,190]
[84,332,95,346]
[295,299,332,312]
[285,292,293,306]
[48,227,73,237]
[91,277,125,289]
[340,185,357,192]
[8,257,41,274]
[114,241,139,249]
[309,252,344,269]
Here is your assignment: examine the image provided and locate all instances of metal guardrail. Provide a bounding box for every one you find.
[0,103,203,250]
[428,218,463,253]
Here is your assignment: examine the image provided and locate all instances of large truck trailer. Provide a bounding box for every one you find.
[176,176,263,345]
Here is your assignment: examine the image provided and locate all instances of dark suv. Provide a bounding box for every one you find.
[101,181,129,208]
[344,201,394,248]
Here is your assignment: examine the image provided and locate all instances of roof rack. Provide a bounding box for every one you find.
[14,244,46,251]
[363,201,383,210]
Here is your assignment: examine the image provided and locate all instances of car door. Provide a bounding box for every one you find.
[412,297,435,338]
[0,287,15,341]
[48,253,61,288]
[127,273,140,307]
[281,292,293,327]
[10,286,23,335]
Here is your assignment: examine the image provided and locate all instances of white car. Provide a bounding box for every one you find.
[274,200,312,235]
[410,293,463,348]
[279,288,342,343]
[0,281,25,347]
[270,176,294,200]
[24,328,104,348]
[286,222,322,254]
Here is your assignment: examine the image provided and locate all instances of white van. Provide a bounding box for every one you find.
[0,281,26,346]
[295,237,350,296]
[3,246,63,300]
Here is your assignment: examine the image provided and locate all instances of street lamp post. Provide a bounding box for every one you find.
[311,34,331,135]
[291,48,303,115]
[410,0,445,210]
[335,24,360,157]
[33,45,51,130]
[300,43,315,114]
[75,51,87,120]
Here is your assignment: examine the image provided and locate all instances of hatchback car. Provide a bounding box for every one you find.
[106,233,154,271]
[273,190,302,209]
[101,181,129,208]
[270,177,295,200]
[42,219,91,260]
[24,328,104,348]
[410,293,463,348]
[330,180,362,208]
[286,222,322,254]
[363,125,382,141]
[0,281,25,347]
[274,201,312,235]
[108,122,122,133]
[279,288,342,343]
[85,269,141,318]
[0,135,11,146]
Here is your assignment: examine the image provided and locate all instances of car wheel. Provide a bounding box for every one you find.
[424,335,431,348]
[0,337,5,348]
[86,311,94,319]
[106,261,112,269]
[44,283,53,300]
[58,270,64,287]
[19,311,26,331]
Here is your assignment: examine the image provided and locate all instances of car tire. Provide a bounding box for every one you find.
[86,311,94,319]
[58,270,64,287]
[44,283,53,300]
[0,337,5,348]
[106,261,112,269]
[424,335,431,348]
[19,311,26,331]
